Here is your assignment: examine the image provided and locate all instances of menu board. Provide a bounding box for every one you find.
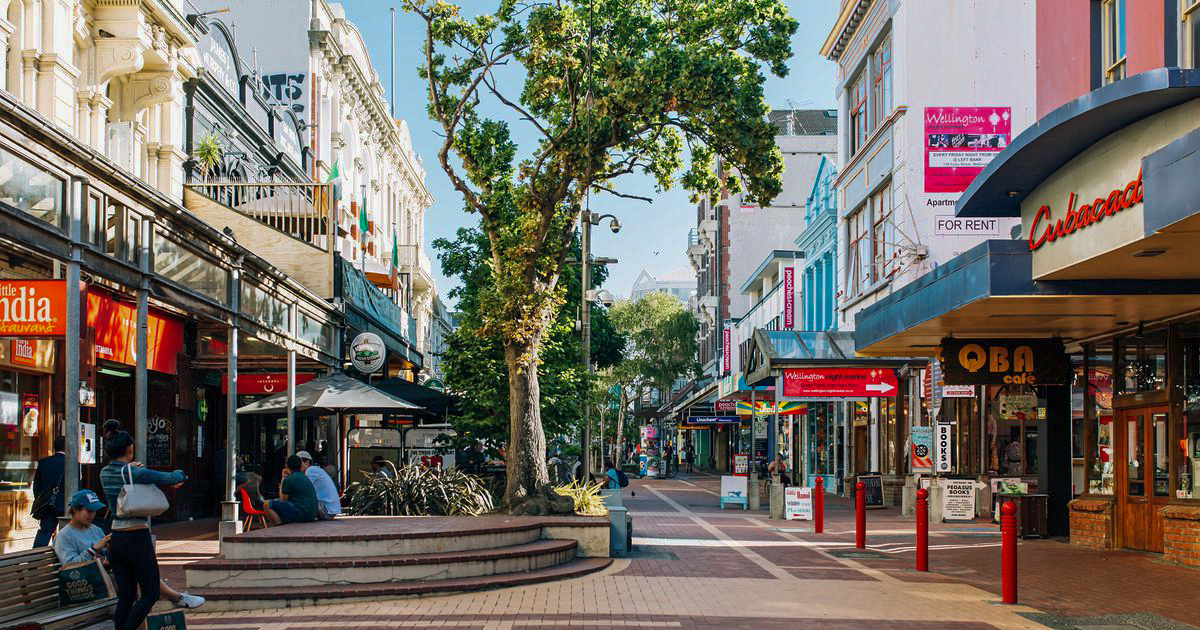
[857,474,884,508]
[146,416,172,468]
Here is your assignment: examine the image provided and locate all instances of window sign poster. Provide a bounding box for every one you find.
[785,486,813,521]
[924,107,1011,193]
[79,423,96,464]
[21,394,38,437]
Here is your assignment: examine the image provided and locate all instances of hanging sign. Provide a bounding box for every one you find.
[940,337,1071,386]
[783,267,795,329]
[785,486,813,520]
[935,423,953,473]
[911,426,933,473]
[683,416,739,426]
[753,415,767,439]
[783,368,897,398]
[350,332,387,373]
[0,280,67,336]
[722,324,732,374]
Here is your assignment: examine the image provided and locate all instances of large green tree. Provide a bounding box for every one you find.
[436,225,622,456]
[408,0,795,509]
[606,292,699,464]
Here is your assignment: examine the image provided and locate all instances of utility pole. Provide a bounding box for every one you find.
[579,210,620,476]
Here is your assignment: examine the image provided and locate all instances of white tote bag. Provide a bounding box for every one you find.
[116,464,170,518]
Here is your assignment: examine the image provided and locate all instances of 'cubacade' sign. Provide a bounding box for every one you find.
[1028,170,1143,251]
[940,337,1071,386]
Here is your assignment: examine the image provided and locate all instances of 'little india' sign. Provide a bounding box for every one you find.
[1027,170,1143,251]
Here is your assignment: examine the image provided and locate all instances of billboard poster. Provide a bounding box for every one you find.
[924,107,1011,193]
[783,267,794,329]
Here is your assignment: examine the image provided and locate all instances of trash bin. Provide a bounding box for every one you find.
[998,493,1048,539]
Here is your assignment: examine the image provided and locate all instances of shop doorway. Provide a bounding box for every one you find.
[1115,405,1169,552]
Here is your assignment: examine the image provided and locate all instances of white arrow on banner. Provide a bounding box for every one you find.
[866,382,896,393]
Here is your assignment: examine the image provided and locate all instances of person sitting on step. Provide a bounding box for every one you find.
[266,455,318,526]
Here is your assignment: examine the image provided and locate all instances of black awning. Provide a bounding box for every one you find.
[374,378,460,417]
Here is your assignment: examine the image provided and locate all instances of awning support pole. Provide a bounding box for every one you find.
[287,304,296,455]
[63,178,84,506]
[220,261,242,545]
[135,221,149,464]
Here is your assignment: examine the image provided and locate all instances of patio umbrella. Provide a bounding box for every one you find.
[235,372,421,416]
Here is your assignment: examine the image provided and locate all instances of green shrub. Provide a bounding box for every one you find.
[343,465,495,516]
[554,480,608,516]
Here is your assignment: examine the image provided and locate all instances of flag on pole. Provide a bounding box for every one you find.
[391,231,400,290]
[358,195,369,244]
[326,160,342,201]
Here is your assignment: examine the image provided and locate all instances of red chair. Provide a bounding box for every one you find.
[239,487,268,531]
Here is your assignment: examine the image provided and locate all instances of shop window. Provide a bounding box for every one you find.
[988,385,1040,477]
[1102,0,1127,83]
[153,232,229,304]
[880,396,899,475]
[1153,411,1169,497]
[1179,333,1200,499]
[1118,330,1167,393]
[1086,344,1115,495]
[0,146,63,227]
[0,369,46,484]
[1187,0,1200,69]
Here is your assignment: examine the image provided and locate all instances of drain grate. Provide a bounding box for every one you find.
[1019,612,1196,630]
[827,549,892,560]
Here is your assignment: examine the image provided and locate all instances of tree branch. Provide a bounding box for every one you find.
[592,184,653,203]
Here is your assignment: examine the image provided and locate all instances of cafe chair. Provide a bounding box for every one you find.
[238,487,268,531]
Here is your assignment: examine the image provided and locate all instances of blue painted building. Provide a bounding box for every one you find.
[796,155,838,331]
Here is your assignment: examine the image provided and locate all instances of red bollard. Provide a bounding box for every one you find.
[915,487,929,572]
[1001,500,1018,604]
[855,480,866,549]
[814,476,825,534]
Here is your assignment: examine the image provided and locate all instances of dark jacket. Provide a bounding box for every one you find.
[32,452,65,514]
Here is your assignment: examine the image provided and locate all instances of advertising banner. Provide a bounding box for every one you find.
[722,325,732,374]
[783,368,897,398]
[924,107,1011,193]
[911,426,933,473]
[935,423,953,473]
[940,337,1072,386]
[21,394,38,437]
[785,486,813,521]
[942,478,977,521]
[783,267,794,329]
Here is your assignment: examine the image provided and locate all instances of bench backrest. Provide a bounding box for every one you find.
[0,547,64,625]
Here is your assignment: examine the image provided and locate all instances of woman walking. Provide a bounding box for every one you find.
[100,431,200,629]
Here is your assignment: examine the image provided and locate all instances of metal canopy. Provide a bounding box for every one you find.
[956,68,1200,218]
[236,372,421,416]
[744,329,917,386]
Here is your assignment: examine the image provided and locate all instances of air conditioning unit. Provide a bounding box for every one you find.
[106,122,135,171]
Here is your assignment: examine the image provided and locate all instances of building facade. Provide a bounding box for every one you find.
[629,269,696,304]
[855,0,1200,562]
[822,0,1036,332]
[797,155,839,333]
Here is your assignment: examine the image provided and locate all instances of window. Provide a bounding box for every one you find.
[870,35,893,129]
[1086,344,1114,495]
[848,73,868,155]
[845,206,870,298]
[1118,329,1166,393]
[240,282,290,333]
[1184,0,1200,69]
[1103,0,1127,83]
[871,182,895,280]
[152,232,229,304]
[85,194,103,246]
[105,203,140,264]
[0,146,63,226]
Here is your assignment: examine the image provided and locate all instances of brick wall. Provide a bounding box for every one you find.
[1162,505,1200,568]
[1068,498,1113,550]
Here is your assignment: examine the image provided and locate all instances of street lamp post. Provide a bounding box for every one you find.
[580,210,620,478]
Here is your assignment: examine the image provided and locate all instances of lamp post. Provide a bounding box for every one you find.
[580,209,620,478]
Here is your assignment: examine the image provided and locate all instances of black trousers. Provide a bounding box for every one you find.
[109,528,160,630]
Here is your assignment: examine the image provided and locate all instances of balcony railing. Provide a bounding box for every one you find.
[185,181,335,251]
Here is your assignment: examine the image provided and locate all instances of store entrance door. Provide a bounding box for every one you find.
[1115,405,1168,552]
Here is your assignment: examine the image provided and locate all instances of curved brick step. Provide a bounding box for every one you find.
[192,557,613,611]
[187,539,579,588]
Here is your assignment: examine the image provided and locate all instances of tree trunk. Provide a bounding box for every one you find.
[502,336,560,512]
[615,387,627,466]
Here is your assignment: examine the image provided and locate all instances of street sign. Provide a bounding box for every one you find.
[782,368,898,398]
[942,385,976,398]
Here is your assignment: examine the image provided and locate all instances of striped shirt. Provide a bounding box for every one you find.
[99,462,186,531]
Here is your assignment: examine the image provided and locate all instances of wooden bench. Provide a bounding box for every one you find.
[0,547,115,630]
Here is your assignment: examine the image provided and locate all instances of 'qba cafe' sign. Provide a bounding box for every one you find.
[940,337,1072,386]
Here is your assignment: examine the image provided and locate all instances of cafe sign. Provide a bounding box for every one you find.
[941,337,1072,386]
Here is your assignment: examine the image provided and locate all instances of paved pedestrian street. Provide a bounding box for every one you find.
[175,474,1200,629]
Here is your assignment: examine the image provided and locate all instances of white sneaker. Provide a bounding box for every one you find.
[177,592,206,609]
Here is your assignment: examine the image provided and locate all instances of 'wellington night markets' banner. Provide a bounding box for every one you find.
[924,107,1011,193]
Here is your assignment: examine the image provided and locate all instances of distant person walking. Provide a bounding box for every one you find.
[31,436,66,547]
[683,444,695,474]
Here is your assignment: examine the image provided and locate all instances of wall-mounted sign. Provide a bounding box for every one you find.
[87,289,184,374]
[221,372,317,395]
[79,422,96,464]
[998,392,1038,420]
[350,332,386,374]
[935,215,1000,236]
[782,368,897,398]
[0,280,66,336]
[722,325,732,374]
[940,337,1071,386]
[684,416,739,426]
[714,400,736,413]
[1028,170,1143,251]
[924,107,1011,193]
[942,385,976,398]
[783,267,795,329]
[911,426,933,473]
[935,423,953,473]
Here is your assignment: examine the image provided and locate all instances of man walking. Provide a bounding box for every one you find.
[32,436,66,547]
[296,451,341,519]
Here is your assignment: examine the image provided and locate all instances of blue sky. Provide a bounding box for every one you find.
[340,0,838,303]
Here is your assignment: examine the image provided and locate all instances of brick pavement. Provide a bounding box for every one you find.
[162,473,1200,628]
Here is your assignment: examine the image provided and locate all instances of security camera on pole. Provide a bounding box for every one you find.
[580,210,620,477]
